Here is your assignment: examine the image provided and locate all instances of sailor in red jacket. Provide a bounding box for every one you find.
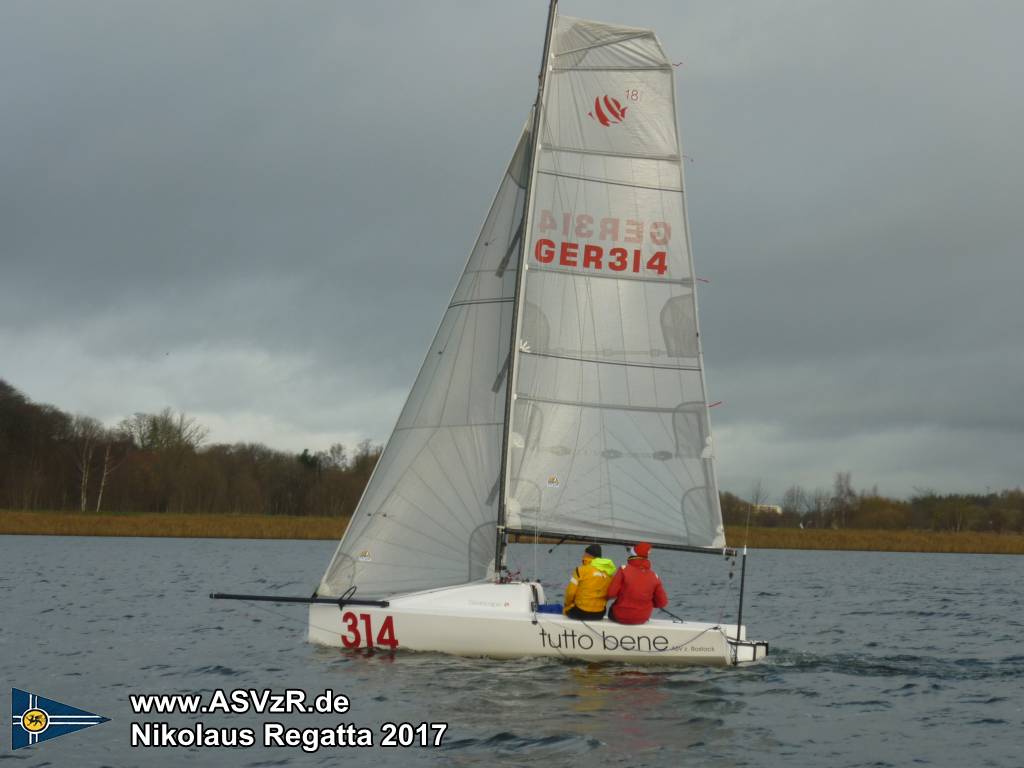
[606,542,669,625]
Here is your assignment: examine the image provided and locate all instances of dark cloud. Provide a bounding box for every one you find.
[2,1,1021,498]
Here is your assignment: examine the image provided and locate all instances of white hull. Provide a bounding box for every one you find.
[308,583,767,666]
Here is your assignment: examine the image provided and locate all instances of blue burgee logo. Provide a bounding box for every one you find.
[11,688,109,750]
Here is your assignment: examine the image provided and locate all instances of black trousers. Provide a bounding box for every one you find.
[566,606,605,621]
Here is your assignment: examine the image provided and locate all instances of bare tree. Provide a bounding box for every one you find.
[120,408,208,451]
[805,488,830,528]
[830,471,856,528]
[326,443,349,469]
[70,415,104,511]
[94,429,129,512]
[747,479,768,525]
[781,484,807,517]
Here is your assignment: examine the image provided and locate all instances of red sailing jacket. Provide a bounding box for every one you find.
[607,557,669,624]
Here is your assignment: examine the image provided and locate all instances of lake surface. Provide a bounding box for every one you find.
[0,536,1020,767]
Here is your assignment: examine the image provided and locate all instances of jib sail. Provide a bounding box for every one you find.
[318,124,532,598]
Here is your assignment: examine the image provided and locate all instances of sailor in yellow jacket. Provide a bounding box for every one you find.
[563,544,617,620]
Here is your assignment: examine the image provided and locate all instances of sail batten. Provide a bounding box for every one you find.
[552,66,673,73]
[541,144,680,161]
[537,169,683,193]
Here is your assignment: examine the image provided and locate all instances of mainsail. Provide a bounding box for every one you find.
[320,9,724,599]
[503,16,725,551]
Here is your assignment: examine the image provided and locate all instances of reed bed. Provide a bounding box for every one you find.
[726,526,1024,554]
[2,510,1022,553]
[0,510,347,540]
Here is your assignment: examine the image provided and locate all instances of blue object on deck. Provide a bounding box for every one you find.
[536,603,563,614]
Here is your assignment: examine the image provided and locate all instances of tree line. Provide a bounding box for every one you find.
[2,378,1021,531]
[722,472,1024,534]
[0,379,380,517]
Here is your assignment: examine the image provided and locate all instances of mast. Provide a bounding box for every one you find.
[495,0,558,574]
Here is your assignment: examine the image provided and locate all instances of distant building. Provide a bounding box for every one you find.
[753,504,783,515]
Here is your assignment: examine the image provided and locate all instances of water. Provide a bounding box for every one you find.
[0,536,1020,767]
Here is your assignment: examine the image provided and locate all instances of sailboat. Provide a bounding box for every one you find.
[216,2,769,666]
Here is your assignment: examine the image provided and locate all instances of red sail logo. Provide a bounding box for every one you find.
[589,95,627,126]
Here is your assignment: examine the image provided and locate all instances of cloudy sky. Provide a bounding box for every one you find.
[2,1,1021,500]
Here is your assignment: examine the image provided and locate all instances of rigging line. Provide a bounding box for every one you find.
[743,492,753,550]
[717,553,738,626]
[533,507,540,584]
[658,607,687,623]
[551,65,671,72]
[546,534,569,554]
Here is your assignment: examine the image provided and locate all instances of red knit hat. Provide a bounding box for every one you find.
[629,542,652,558]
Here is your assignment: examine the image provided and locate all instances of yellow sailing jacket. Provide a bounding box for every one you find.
[563,556,617,614]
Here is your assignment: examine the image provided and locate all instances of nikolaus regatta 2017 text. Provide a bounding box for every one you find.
[533,210,671,276]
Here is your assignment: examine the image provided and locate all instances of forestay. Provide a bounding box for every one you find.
[318,125,532,598]
[504,16,725,549]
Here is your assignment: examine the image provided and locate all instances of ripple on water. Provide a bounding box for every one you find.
[190,664,243,676]
[769,650,1024,682]
[442,731,601,757]
[2,539,1021,767]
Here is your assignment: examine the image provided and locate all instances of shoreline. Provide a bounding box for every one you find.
[1,510,1022,554]
[0,510,348,540]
